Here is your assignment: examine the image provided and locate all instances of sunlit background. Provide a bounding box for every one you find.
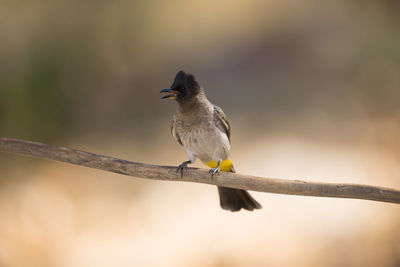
[1,0,400,266]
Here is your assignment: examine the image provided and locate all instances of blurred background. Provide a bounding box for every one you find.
[1,0,400,266]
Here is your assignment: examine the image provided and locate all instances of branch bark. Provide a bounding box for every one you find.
[0,136,399,204]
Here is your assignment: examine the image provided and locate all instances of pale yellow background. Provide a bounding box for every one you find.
[0,0,399,266]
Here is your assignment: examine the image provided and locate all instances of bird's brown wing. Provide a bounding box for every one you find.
[171,116,183,146]
[213,105,231,143]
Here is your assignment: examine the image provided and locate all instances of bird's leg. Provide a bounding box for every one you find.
[209,160,222,177]
[177,160,192,178]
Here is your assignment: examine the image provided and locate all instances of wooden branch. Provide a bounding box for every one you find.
[0,136,399,204]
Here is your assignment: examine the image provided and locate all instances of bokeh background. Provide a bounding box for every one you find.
[1,0,400,266]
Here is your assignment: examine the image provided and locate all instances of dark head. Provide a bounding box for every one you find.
[160,71,202,102]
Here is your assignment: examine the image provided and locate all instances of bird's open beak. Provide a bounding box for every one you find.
[160,88,179,99]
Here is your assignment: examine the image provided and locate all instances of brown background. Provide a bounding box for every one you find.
[1,0,400,266]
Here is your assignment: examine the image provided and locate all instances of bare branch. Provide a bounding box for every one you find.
[0,136,399,204]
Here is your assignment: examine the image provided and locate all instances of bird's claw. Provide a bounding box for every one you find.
[177,162,189,178]
[209,166,220,178]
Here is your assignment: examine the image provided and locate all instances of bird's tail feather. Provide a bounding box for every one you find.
[217,163,262,212]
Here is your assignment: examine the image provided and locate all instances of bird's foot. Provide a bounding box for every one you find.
[177,161,191,178]
[209,166,220,178]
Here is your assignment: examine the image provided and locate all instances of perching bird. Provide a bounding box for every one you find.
[160,71,262,212]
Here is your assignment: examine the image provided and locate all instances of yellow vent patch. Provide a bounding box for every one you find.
[206,159,233,172]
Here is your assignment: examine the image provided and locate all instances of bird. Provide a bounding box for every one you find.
[160,70,262,212]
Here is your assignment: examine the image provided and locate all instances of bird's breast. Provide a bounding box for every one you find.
[178,121,230,163]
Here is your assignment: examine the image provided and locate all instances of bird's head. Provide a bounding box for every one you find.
[160,71,201,102]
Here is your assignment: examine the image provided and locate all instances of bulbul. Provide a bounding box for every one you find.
[160,70,262,212]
